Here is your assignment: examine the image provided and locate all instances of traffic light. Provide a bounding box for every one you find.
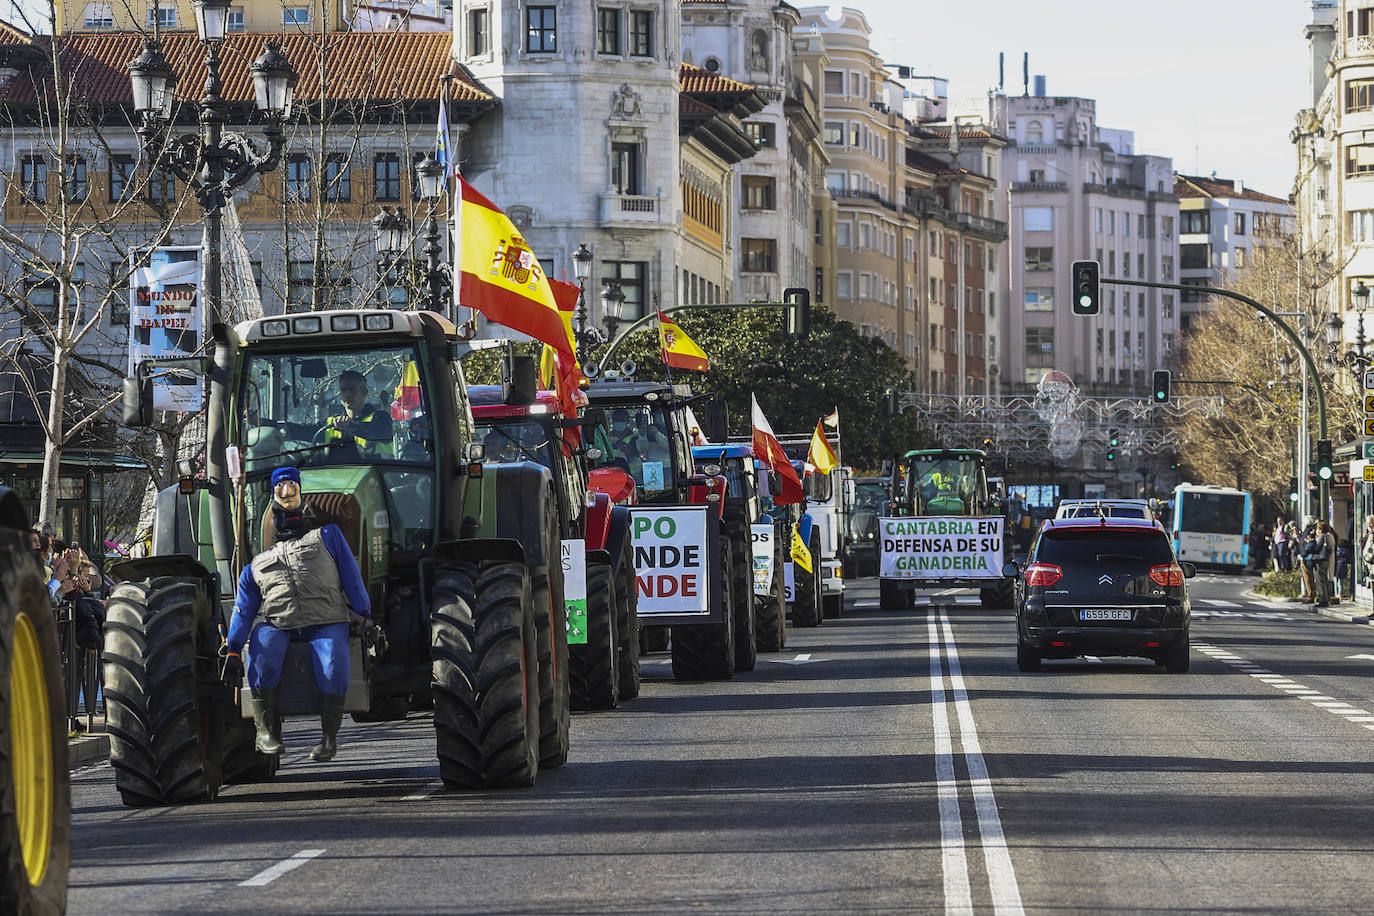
[1071,260,1101,316]
[1308,471,1320,497]
[1289,476,1300,503]
[1106,427,1117,462]
[783,287,811,340]
[1152,369,1171,404]
[882,386,899,417]
[1316,438,1333,481]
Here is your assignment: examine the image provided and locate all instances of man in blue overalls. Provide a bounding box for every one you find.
[220,466,370,762]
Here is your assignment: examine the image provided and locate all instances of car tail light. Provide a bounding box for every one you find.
[1024,563,1062,587]
[1149,563,1184,587]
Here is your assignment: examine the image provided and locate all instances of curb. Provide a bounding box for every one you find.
[1243,590,1374,625]
[1315,607,1374,626]
[68,734,109,769]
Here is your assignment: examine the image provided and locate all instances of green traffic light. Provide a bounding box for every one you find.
[1079,295,1091,308]
[1319,466,1333,481]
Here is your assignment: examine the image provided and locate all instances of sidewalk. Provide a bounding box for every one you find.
[1244,590,1374,627]
[68,714,109,769]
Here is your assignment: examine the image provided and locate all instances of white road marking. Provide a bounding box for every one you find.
[1347,654,1374,661]
[240,849,325,887]
[1082,656,1102,663]
[939,610,1026,916]
[1313,701,1356,709]
[1340,714,1374,720]
[927,611,971,916]
[1198,599,1242,607]
[1195,642,1374,734]
[400,780,444,801]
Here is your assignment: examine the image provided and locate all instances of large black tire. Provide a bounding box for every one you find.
[823,591,843,619]
[431,561,540,789]
[1165,634,1191,674]
[1016,641,1041,673]
[103,577,222,806]
[754,563,786,653]
[980,577,1015,609]
[791,559,822,628]
[351,695,409,723]
[531,526,570,768]
[0,529,69,914]
[614,538,641,700]
[879,578,914,610]
[729,534,757,672]
[640,627,669,654]
[671,561,736,681]
[569,560,619,711]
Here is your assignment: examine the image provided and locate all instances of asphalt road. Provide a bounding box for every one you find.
[65,574,1374,914]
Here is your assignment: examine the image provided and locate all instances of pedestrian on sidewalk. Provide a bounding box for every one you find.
[1310,520,1336,608]
[1336,538,1353,601]
[1273,518,1289,572]
[1253,523,1270,572]
[1299,517,1319,601]
[1361,515,1374,589]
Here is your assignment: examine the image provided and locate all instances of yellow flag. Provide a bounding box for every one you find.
[539,343,558,389]
[790,523,813,574]
[657,311,709,372]
[808,419,839,475]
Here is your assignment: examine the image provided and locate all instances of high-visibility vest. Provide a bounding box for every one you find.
[325,407,387,457]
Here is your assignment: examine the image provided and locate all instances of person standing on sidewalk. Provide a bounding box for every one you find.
[1311,520,1336,608]
[1273,518,1289,572]
[1299,518,1319,602]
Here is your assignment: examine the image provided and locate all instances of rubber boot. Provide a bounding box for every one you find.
[250,688,284,755]
[311,694,346,762]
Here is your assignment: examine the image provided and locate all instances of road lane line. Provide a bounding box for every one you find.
[939,610,1026,916]
[1200,599,1242,607]
[926,610,972,915]
[400,780,444,801]
[239,849,325,887]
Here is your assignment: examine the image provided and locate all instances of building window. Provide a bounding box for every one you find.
[20,155,46,203]
[108,155,134,202]
[1024,246,1053,270]
[1235,212,1247,235]
[82,3,112,27]
[1162,255,1174,281]
[1138,253,1145,277]
[1180,244,1210,269]
[1023,206,1053,232]
[837,271,852,299]
[1180,210,1210,234]
[1162,216,1175,240]
[373,154,400,201]
[1024,287,1053,311]
[282,6,309,24]
[630,10,653,57]
[823,121,843,145]
[64,157,87,202]
[1350,79,1374,113]
[815,267,824,304]
[1026,120,1043,144]
[1163,295,1175,319]
[227,7,244,29]
[610,142,641,195]
[287,260,314,310]
[1025,327,1054,361]
[526,5,556,53]
[286,154,311,201]
[324,153,350,202]
[147,3,176,28]
[603,261,645,317]
[742,121,775,148]
[1341,144,1369,177]
[146,169,174,203]
[742,176,775,210]
[597,8,621,55]
[1137,214,1146,237]
[741,238,776,273]
[1028,168,1045,183]
[1180,279,1207,302]
[468,7,490,56]
[836,221,851,248]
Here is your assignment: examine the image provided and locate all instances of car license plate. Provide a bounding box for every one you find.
[1080,608,1132,621]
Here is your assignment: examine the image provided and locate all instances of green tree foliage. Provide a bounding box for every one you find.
[605,306,927,470]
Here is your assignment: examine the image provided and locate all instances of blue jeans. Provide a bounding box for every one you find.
[246,621,349,695]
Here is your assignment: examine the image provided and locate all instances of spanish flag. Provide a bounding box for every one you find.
[657,311,709,372]
[790,523,813,574]
[808,419,839,475]
[390,359,421,421]
[457,179,572,359]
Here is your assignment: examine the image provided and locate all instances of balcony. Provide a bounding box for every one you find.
[1347,35,1374,58]
[957,212,1008,242]
[599,193,661,225]
[1011,181,1066,192]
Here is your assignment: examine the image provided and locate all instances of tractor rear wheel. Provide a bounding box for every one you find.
[432,561,540,789]
[614,537,641,700]
[671,560,736,682]
[730,536,757,672]
[531,523,570,767]
[640,627,669,654]
[980,577,1015,609]
[791,554,822,628]
[103,577,222,806]
[0,529,69,914]
[754,562,786,653]
[569,560,619,711]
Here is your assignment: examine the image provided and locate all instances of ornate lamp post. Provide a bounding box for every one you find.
[371,207,409,303]
[128,7,296,329]
[1325,281,1372,373]
[600,280,626,346]
[415,153,452,314]
[571,243,596,360]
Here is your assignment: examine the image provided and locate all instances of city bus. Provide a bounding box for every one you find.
[1170,484,1252,572]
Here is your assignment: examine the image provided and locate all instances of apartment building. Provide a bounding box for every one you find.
[956,84,1181,397]
[57,0,355,34]
[1174,173,1294,330]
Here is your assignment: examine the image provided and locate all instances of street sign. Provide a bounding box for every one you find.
[1364,466,1374,482]
[1366,419,1374,436]
[1365,395,1374,413]
[1366,442,1374,460]
[1335,470,1351,487]
[1365,371,1374,390]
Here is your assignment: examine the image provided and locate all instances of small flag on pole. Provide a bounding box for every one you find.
[823,408,839,429]
[435,90,456,178]
[657,311,709,372]
[808,419,839,475]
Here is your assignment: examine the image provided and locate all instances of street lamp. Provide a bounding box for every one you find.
[129,35,296,329]
[570,243,598,361]
[371,207,409,302]
[414,153,452,314]
[601,280,626,343]
[1324,281,1372,373]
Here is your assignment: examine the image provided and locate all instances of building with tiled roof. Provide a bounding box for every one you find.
[1172,173,1294,330]
[0,29,495,360]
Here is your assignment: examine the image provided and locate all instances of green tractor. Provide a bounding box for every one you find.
[0,488,70,913]
[109,309,569,803]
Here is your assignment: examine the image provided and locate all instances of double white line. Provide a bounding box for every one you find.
[927,608,1024,916]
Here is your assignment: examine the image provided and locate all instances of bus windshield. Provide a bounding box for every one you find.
[1178,491,1246,534]
[906,455,982,516]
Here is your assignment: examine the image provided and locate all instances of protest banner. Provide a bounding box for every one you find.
[631,506,711,617]
[562,538,587,644]
[751,523,775,597]
[879,516,1004,580]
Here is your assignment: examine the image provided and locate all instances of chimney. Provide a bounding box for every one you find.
[1234,178,1244,195]
[1022,52,1028,97]
[1033,75,1046,97]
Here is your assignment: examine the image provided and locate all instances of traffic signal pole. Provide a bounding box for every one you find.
[1105,278,1330,520]
[598,289,810,369]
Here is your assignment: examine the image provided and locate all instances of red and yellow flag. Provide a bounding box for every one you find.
[808,419,839,475]
[390,359,421,421]
[458,179,572,358]
[750,394,803,505]
[657,311,709,372]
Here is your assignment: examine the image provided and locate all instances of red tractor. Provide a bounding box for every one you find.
[471,385,640,709]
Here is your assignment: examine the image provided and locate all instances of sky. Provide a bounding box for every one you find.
[844,0,1314,198]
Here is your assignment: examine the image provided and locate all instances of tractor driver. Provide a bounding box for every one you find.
[323,369,394,460]
[220,466,372,763]
[608,408,669,486]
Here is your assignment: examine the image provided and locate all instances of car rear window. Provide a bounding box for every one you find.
[1035,529,1174,567]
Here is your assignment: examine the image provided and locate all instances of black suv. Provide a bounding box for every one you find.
[1007,518,1194,673]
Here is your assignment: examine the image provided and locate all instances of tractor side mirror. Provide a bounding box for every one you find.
[584,407,608,431]
[121,375,153,427]
[502,354,538,406]
[703,397,728,443]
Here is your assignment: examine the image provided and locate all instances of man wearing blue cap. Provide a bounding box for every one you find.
[220,466,370,762]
